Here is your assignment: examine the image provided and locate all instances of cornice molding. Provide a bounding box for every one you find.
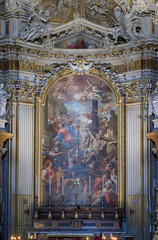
[0,41,157,60]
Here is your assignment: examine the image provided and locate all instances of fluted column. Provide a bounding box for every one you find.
[10,102,34,239]
[126,102,148,240]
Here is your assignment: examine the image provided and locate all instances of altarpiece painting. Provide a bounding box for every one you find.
[41,75,118,208]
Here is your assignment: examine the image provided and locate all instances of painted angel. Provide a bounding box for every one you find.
[52,82,71,101]
[99,102,114,117]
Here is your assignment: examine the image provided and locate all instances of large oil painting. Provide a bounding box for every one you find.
[41,75,118,207]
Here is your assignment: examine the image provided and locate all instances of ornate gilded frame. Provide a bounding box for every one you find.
[35,66,126,209]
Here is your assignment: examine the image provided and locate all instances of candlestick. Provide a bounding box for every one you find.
[88,195,92,220]
[34,195,39,219]
[101,195,105,220]
[115,195,118,220]
[61,195,65,219]
[49,176,51,195]
[75,192,79,219]
[89,175,91,196]
[73,177,80,219]
[102,175,104,194]
[62,175,64,195]
[48,195,52,219]
[115,176,117,195]
[36,176,38,196]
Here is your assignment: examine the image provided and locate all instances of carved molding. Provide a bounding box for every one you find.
[112,78,155,103]
[0,131,13,148]
[0,43,157,65]
[0,146,7,156]
[146,131,158,148]
[12,81,39,103]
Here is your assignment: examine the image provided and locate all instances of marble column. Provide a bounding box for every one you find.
[126,102,148,240]
[10,102,34,239]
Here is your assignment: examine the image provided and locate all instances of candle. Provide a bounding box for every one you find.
[89,175,91,195]
[115,176,117,195]
[49,176,51,195]
[36,175,38,196]
[102,175,104,194]
[62,175,64,195]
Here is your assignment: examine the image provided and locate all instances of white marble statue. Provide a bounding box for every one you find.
[113,2,142,43]
[56,0,64,10]
[56,0,76,10]
[0,83,9,119]
[149,82,158,117]
[19,1,53,41]
[7,0,20,12]
[87,0,108,17]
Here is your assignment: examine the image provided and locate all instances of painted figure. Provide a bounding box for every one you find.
[66,38,97,49]
[42,159,54,182]
[54,123,76,148]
